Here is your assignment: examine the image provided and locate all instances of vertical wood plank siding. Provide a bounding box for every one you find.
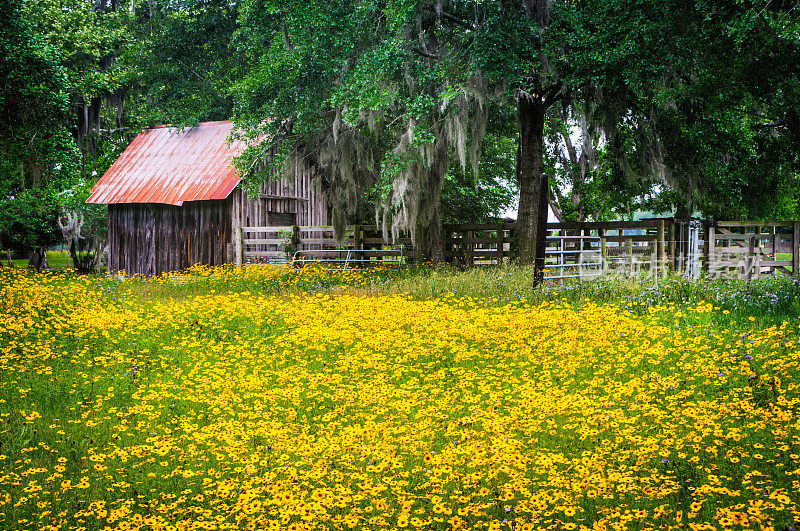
[109,198,232,276]
[108,154,326,276]
[230,156,328,230]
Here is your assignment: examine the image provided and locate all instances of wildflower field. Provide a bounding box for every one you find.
[1,265,799,531]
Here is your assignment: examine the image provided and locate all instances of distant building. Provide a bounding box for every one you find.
[87,120,327,276]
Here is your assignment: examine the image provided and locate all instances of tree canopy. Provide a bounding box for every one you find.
[582,0,800,220]
[1,0,799,269]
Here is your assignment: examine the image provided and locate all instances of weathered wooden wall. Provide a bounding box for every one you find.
[108,198,232,276]
[230,159,328,229]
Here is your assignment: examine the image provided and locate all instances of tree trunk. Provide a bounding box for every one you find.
[516,94,549,282]
[419,137,448,264]
[69,238,79,269]
[27,248,49,271]
[674,204,691,220]
[417,203,445,264]
[428,196,444,264]
[27,161,43,189]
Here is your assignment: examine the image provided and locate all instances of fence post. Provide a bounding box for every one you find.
[448,228,457,266]
[771,225,777,260]
[599,227,607,273]
[496,223,504,265]
[234,226,243,266]
[291,225,300,253]
[668,220,676,272]
[706,223,716,274]
[467,230,474,266]
[793,221,799,275]
[443,225,450,265]
[354,224,362,262]
[657,218,665,277]
[353,224,362,250]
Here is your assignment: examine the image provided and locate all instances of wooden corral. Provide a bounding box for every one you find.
[443,219,800,279]
[89,119,800,280]
[235,218,800,280]
[706,221,800,279]
[444,219,669,269]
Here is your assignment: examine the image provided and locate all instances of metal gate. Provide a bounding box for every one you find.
[543,236,603,283]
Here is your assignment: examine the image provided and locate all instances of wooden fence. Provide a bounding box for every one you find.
[706,221,800,279]
[232,219,800,279]
[444,219,669,268]
[231,225,417,266]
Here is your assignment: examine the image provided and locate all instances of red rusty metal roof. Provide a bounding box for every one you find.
[86,120,247,206]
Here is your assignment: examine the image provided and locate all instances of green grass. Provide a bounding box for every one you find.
[7,250,72,270]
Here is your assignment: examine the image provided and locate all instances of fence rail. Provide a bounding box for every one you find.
[543,236,603,283]
[232,219,800,279]
[232,224,415,266]
[292,248,404,269]
[706,221,800,279]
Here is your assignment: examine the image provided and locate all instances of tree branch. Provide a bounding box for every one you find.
[548,195,564,222]
[283,23,294,51]
[413,47,439,59]
[560,123,579,168]
[543,83,565,109]
[421,4,476,31]
[551,178,566,203]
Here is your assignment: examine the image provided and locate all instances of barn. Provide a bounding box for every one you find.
[86,120,327,276]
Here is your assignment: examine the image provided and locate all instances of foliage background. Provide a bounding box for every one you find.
[1,0,799,261]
